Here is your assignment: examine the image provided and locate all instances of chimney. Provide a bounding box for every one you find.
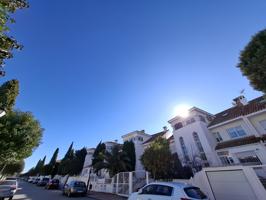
[233,95,248,106]
[163,126,168,131]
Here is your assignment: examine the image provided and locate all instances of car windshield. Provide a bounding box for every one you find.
[43,178,49,181]
[74,182,86,187]
[0,181,16,186]
[184,187,207,199]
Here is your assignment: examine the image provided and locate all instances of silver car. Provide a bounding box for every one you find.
[128,182,208,200]
[0,180,18,200]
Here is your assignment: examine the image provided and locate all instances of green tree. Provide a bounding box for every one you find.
[47,148,59,176]
[0,0,29,76]
[0,110,43,166]
[93,145,130,177]
[91,141,106,175]
[69,147,87,176]
[237,29,266,94]
[0,79,19,112]
[141,137,173,179]
[167,153,186,179]
[32,159,42,176]
[122,141,136,171]
[58,142,74,175]
[1,160,24,177]
[39,156,46,175]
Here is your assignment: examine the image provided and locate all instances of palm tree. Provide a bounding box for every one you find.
[93,145,131,177]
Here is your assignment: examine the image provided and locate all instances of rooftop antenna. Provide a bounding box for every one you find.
[240,89,245,95]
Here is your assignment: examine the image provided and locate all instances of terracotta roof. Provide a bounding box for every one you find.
[143,130,167,144]
[208,96,266,127]
[215,135,261,150]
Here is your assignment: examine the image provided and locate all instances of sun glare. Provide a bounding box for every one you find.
[173,104,191,118]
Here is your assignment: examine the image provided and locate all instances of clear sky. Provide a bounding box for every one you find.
[1,0,265,171]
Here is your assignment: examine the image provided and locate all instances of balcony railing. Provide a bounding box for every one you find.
[215,135,261,150]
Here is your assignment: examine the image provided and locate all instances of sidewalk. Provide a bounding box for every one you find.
[88,191,127,200]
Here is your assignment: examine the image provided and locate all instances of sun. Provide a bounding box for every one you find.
[173,104,191,118]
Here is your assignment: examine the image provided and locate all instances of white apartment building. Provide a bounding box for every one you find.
[81,148,95,176]
[81,141,119,177]
[168,107,220,168]
[121,130,152,171]
[208,95,266,166]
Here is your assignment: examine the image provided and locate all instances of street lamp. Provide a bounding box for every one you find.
[0,110,6,118]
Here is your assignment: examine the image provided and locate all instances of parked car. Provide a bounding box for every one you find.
[27,177,34,183]
[0,180,18,200]
[45,179,60,190]
[128,182,208,200]
[32,178,40,184]
[37,178,50,187]
[62,181,87,197]
[5,178,16,181]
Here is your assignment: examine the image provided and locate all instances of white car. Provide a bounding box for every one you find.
[128,182,208,200]
[0,180,18,200]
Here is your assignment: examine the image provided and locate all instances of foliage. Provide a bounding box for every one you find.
[0,0,29,75]
[122,141,136,171]
[0,160,24,176]
[166,153,184,179]
[141,137,173,179]
[0,110,43,165]
[46,148,59,177]
[182,166,193,179]
[68,147,87,176]
[237,29,266,94]
[91,141,106,175]
[93,145,130,177]
[58,143,74,175]
[0,79,19,112]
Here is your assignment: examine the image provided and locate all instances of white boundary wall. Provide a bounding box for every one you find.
[189,165,266,200]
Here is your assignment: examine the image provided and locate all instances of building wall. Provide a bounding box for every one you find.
[209,118,252,142]
[172,120,219,166]
[248,111,266,135]
[209,110,266,166]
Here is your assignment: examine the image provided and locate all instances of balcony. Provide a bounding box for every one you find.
[215,135,261,150]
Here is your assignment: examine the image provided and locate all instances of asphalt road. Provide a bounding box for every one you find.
[12,181,95,200]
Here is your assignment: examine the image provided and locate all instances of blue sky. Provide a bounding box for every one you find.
[1,0,265,171]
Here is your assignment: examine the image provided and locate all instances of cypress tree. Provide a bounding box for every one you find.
[47,148,59,176]
[122,141,136,171]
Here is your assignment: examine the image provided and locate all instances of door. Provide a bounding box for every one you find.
[206,170,258,200]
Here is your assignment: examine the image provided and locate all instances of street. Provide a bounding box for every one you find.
[12,181,96,200]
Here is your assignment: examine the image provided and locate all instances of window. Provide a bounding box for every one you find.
[213,132,223,142]
[259,120,266,131]
[227,126,246,139]
[138,137,143,141]
[141,184,157,195]
[141,185,173,196]
[174,122,183,130]
[179,137,190,162]
[193,132,208,162]
[186,118,195,125]
[155,185,173,196]
[199,115,206,122]
[219,156,234,165]
[184,187,207,199]
[235,151,262,165]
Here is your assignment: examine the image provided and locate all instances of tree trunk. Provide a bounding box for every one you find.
[0,164,7,175]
